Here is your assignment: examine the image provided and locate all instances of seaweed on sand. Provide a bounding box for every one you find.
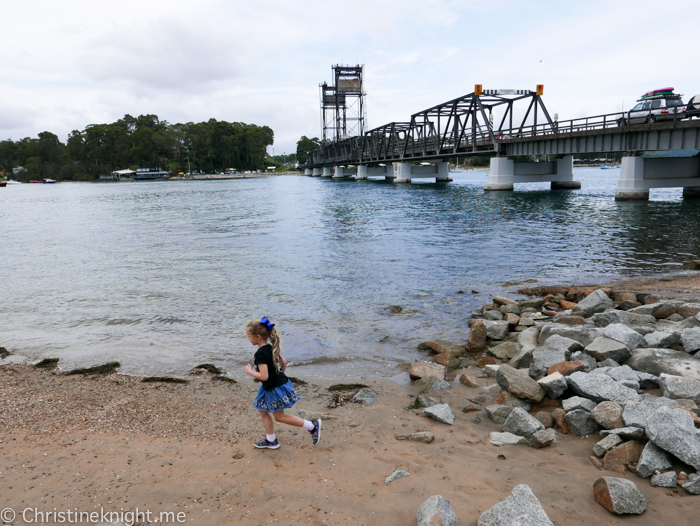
[212,376,237,384]
[0,347,11,359]
[287,376,308,386]
[35,358,59,370]
[142,377,189,384]
[328,383,369,392]
[190,364,223,375]
[65,362,121,375]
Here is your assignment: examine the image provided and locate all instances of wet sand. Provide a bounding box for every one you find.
[1,362,697,526]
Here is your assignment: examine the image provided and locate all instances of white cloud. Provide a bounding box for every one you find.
[1,0,698,153]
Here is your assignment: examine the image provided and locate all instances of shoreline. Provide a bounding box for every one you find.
[2,272,700,524]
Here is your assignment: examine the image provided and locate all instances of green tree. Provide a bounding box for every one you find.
[296,136,320,165]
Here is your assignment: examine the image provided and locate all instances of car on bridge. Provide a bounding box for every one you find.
[617,88,687,125]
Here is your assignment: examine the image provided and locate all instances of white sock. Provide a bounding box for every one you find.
[302,420,314,431]
[266,433,276,442]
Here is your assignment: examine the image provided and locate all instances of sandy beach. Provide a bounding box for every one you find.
[2,273,700,525]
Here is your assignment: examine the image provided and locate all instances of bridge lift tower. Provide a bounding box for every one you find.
[320,65,366,143]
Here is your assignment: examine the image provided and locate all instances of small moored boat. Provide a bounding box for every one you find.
[42,179,56,184]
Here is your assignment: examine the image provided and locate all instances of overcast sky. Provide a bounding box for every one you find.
[2,0,699,155]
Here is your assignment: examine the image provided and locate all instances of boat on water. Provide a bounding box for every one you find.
[30,180,42,184]
[42,179,56,184]
[6,179,21,185]
[601,163,610,169]
[0,182,6,187]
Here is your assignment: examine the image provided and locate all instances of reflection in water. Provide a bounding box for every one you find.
[1,169,699,378]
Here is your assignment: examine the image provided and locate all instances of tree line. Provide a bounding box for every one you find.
[0,114,274,180]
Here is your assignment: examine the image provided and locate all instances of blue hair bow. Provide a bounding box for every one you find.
[260,317,275,332]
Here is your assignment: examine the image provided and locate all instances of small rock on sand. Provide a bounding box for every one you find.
[395,432,434,443]
[417,495,457,526]
[478,484,554,525]
[488,432,527,446]
[384,470,410,485]
[593,477,647,515]
[424,404,455,425]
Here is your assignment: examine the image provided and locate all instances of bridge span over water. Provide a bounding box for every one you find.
[304,86,700,200]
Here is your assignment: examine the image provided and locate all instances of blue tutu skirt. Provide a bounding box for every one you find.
[253,380,300,413]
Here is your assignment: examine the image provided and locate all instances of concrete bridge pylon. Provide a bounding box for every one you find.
[484,156,580,191]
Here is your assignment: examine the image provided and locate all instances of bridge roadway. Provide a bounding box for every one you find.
[305,88,700,200]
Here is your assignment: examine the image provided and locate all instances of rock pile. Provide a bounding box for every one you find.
[466,288,700,502]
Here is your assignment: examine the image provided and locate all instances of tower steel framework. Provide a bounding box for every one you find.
[320,65,366,143]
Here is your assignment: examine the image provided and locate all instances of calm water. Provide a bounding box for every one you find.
[1,169,699,378]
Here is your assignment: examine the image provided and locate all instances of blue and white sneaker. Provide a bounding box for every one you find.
[310,419,321,445]
[254,437,280,449]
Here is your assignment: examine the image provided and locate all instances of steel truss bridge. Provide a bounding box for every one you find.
[307,88,700,168]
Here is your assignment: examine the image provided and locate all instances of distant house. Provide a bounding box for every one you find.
[103,169,136,181]
[12,166,27,174]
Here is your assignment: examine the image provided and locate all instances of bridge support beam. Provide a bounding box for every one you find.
[312,168,322,177]
[333,166,357,179]
[321,167,332,177]
[356,165,368,180]
[616,156,700,201]
[484,156,580,191]
[304,169,312,176]
[393,162,452,183]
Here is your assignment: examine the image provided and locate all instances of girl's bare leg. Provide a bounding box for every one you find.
[258,410,275,435]
[273,409,305,427]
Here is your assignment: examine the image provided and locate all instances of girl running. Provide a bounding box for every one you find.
[244,317,321,449]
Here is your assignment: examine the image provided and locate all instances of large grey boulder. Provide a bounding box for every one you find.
[417,495,457,526]
[591,401,624,430]
[643,331,676,348]
[593,477,647,515]
[502,407,544,438]
[544,334,583,353]
[636,441,674,479]
[562,396,596,412]
[571,351,597,372]
[645,405,700,470]
[574,289,613,317]
[650,471,678,488]
[487,341,521,361]
[565,409,602,436]
[532,345,571,369]
[424,404,455,425]
[683,473,700,495]
[603,324,645,350]
[567,371,641,404]
[625,348,700,381]
[628,303,660,316]
[658,373,700,403]
[593,434,623,458]
[599,427,646,440]
[496,365,546,402]
[483,320,510,341]
[622,397,677,428]
[681,327,700,353]
[477,484,554,526]
[510,327,539,368]
[538,325,602,347]
[627,312,657,325]
[485,405,515,424]
[585,337,631,363]
[537,372,568,399]
[488,431,527,446]
[605,365,640,383]
[592,310,629,328]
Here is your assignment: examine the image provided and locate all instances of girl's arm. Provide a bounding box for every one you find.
[280,355,288,372]
[245,363,269,381]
